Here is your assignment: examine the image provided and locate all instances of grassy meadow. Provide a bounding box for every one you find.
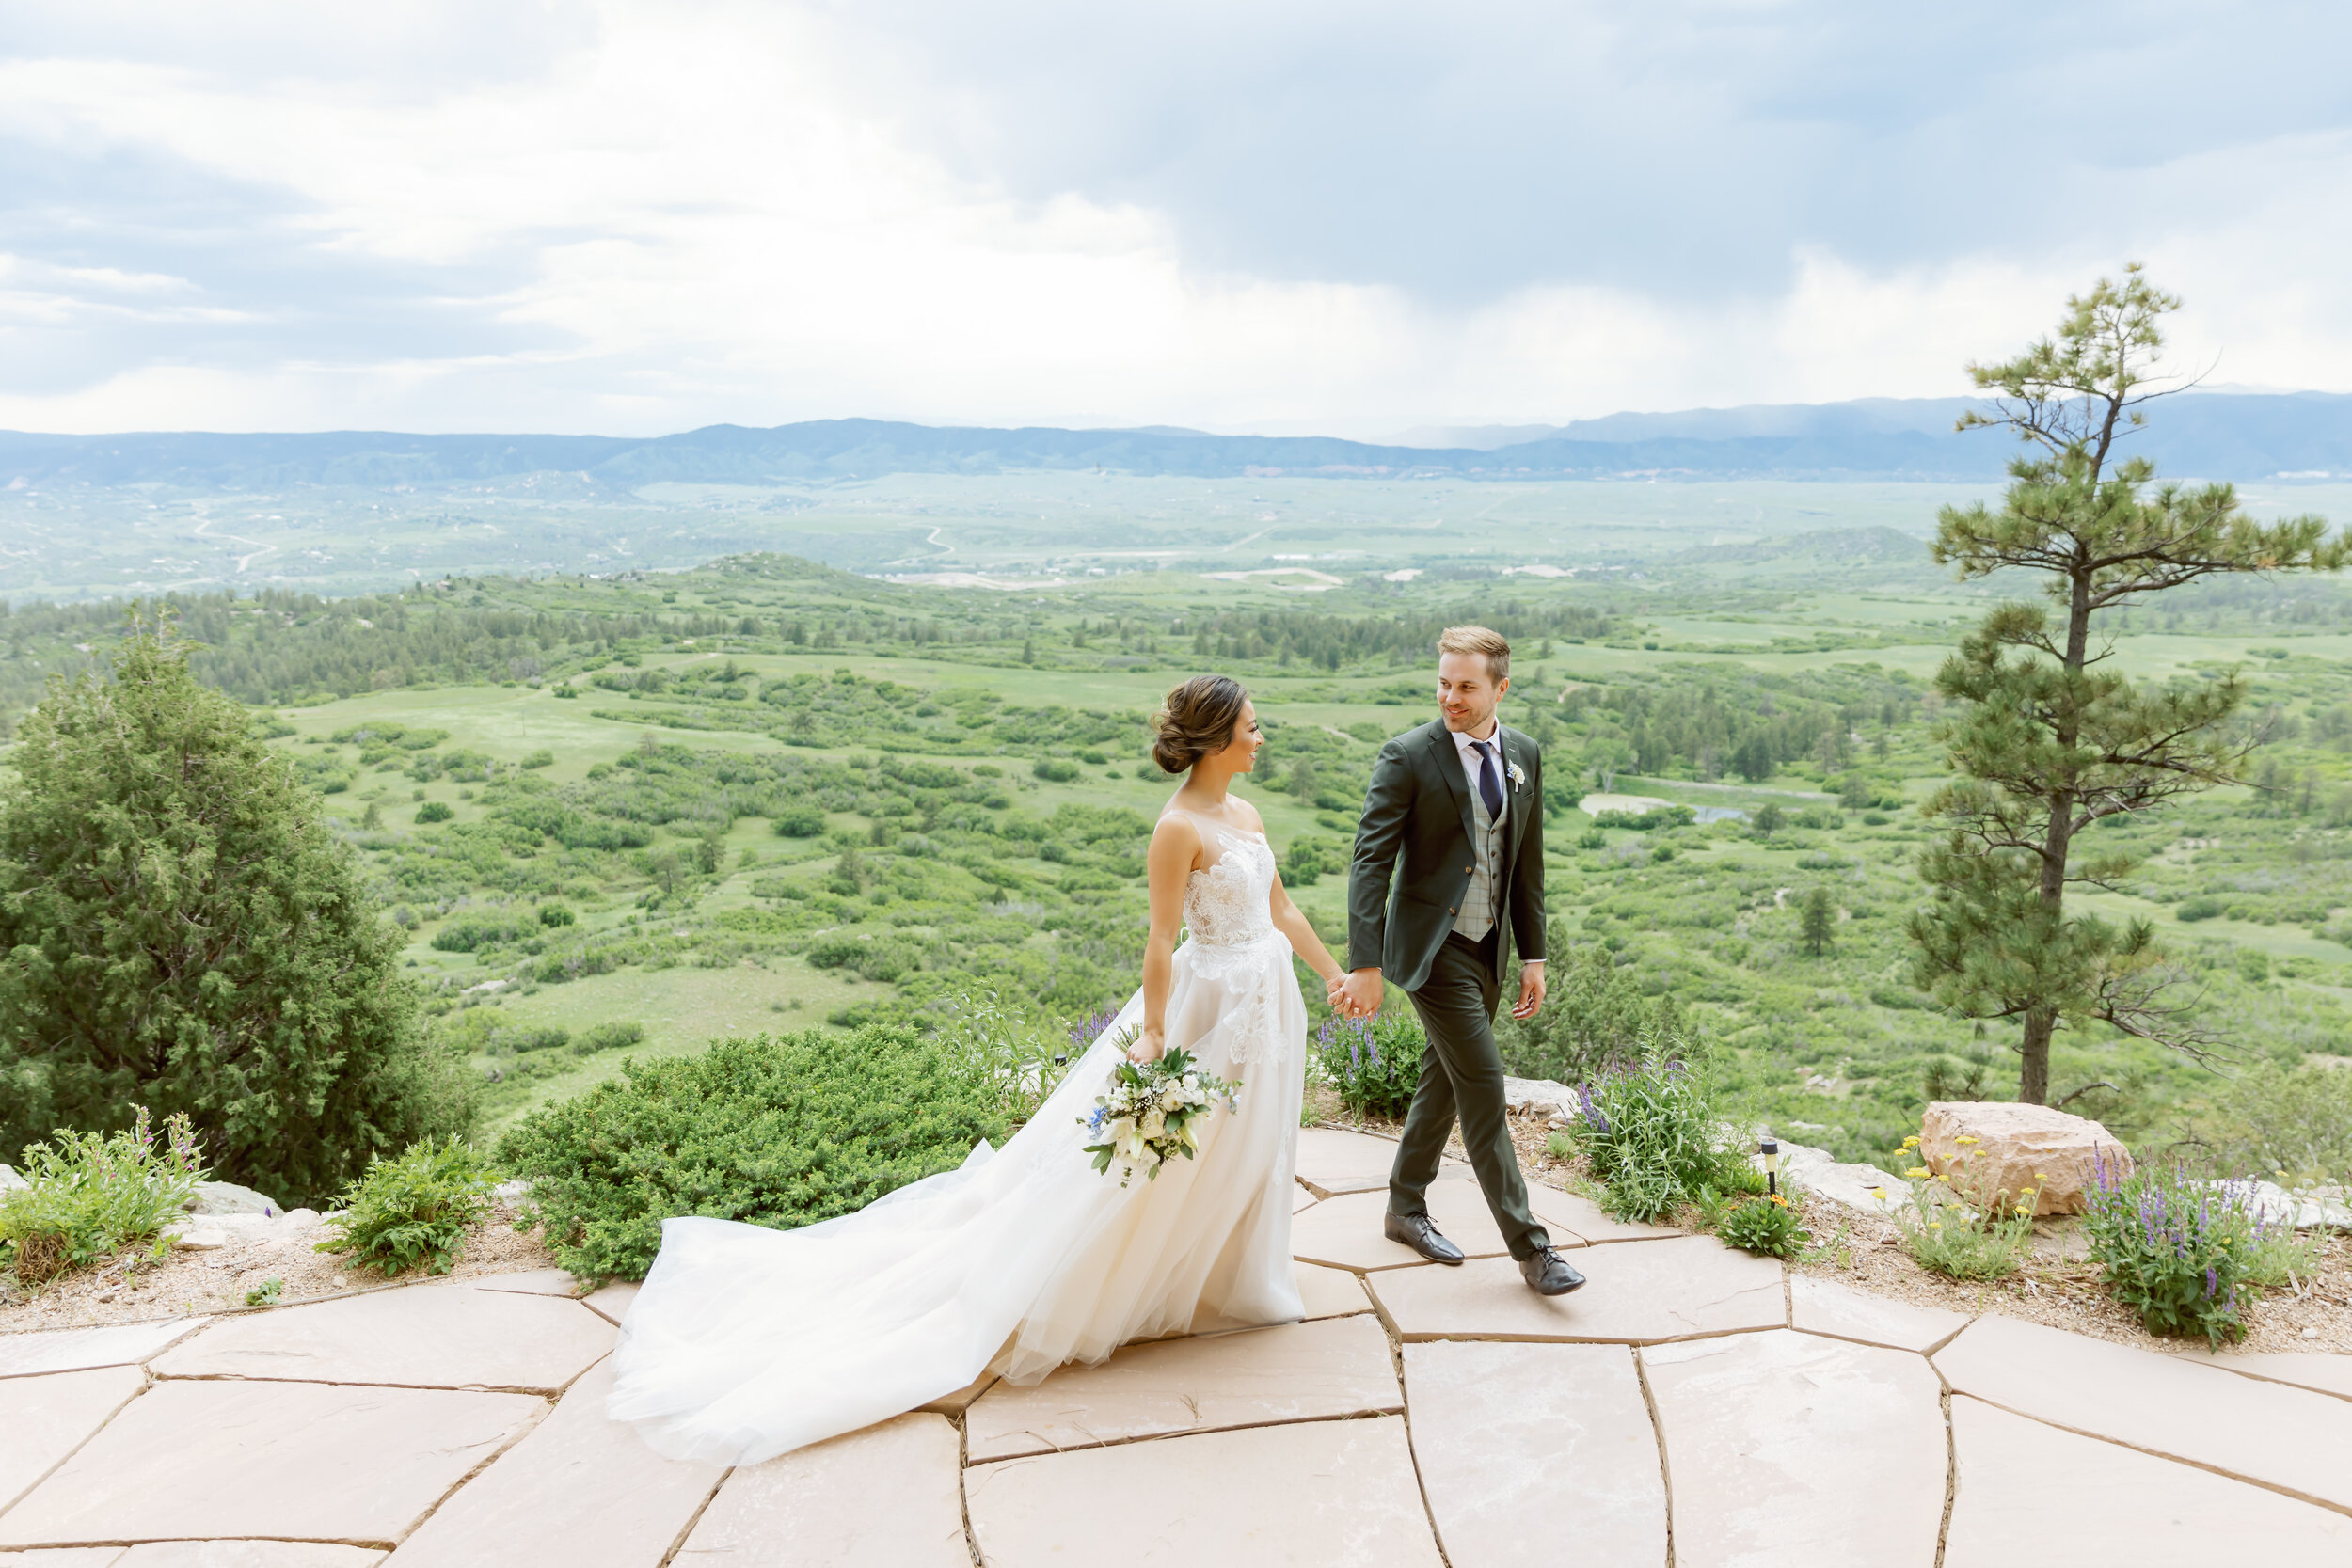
[10,486,2352,1171]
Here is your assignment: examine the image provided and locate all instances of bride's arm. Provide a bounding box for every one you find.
[1136,816,1201,1062]
[1266,865,1344,991]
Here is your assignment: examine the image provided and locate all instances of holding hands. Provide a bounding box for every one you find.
[1329,967,1384,1020]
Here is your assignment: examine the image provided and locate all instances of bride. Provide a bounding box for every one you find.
[607,673,1347,1465]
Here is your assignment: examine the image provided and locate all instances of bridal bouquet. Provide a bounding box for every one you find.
[1080,1037,1241,1188]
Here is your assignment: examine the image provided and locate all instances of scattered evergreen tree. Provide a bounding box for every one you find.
[1799,886,1836,957]
[0,623,474,1206]
[1909,267,2342,1103]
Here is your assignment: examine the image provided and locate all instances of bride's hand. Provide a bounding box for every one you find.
[1127,1024,1167,1064]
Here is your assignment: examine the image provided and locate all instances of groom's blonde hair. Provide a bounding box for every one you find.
[1437,626,1510,683]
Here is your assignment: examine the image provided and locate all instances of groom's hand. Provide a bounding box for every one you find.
[1510,963,1547,1021]
[1335,968,1384,1019]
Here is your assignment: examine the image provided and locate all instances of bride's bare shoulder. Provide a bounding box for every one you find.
[1150,809,1206,857]
[1227,798,1269,837]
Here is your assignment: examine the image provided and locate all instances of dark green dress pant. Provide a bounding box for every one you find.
[1387,930,1549,1260]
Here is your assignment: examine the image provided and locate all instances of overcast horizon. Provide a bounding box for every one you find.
[5,3,2349,438]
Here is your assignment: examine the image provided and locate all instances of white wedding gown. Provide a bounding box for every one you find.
[607,829,1308,1465]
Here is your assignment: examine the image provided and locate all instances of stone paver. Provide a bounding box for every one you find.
[1945,1394,2352,1564]
[1367,1235,1785,1342]
[385,1357,722,1567]
[468,1269,582,1299]
[1403,1342,1664,1567]
[674,1413,964,1567]
[1295,1261,1371,1320]
[914,1370,996,1416]
[1936,1312,2352,1512]
[1294,1128,1462,1199]
[0,1379,542,1548]
[1788,1274,1970,1353]
[0,1368,144,1512]
[0,1321,208,1379]
[151,1282,612,1392]
[1289,1179,1517,1271]
[582,1281,639,1326]
[1645,1330,1947,1565]
[2171,1347,2352,1402]
[117,1547,388,1566]
[965,1315,1400,1461]
[965,1416,1443,1567]
[1522,1184,1683,1244]
[0,1551,128,1565]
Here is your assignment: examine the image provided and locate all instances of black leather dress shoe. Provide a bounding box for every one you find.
[1519,1247,1587,1296]
[1383,1212,1467,1265]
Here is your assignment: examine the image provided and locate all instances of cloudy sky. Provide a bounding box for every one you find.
[3,1,2347,436]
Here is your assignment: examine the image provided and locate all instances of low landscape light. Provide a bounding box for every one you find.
[1760,1138,1780,1198]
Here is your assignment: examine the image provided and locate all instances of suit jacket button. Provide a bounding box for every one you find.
[1447,907,1456,914]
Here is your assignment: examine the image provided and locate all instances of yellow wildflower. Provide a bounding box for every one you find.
[1956,1135,1979,1145]
[1902,1135,1921,1148]
[1767,1193,1789,1207]
[1929,1222,1944,1230]
[1933,1174,1949,1182]
[1905,1167,1930,1180]
[1869,1187,1887,1201]
[2034,1172,2049,1181]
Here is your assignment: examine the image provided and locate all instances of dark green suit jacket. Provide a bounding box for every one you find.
[1347,719,1546,992]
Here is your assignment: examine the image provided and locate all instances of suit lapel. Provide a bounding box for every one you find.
[1500,727,1533,863]
[1423,721,1476,847]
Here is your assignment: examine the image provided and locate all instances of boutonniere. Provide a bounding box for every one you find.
[1505,761,1528,792]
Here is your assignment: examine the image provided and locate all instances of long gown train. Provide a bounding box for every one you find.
[606,830,1306,1465]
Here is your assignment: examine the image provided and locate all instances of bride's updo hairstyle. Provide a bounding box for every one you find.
[1152,674,1249,774]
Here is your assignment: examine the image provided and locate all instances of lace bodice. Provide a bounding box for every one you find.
[1183,831,1279,946]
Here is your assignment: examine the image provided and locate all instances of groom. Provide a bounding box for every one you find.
[1332,626,1584,1296]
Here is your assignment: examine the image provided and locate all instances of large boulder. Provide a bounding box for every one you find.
[1919,1101,2130,1217]
[188,1180,285,1217]
[1773,1143,1907,1218]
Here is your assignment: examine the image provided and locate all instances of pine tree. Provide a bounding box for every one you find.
[1798,887,1836,957]
[0,621,473,1205]
[1908,266,2342,1104]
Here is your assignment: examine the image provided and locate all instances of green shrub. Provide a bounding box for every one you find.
[0,1108,204,1285]
[0,629,472,1210]
[520,749,555,769]
[1713,1193,1809,1259]
[495,1027,1009,1282]
[2176,895,2226,922]
[431,914,534,952]
[804,931,927,982]
[1034,758,1080,783]
[415,800,453,823]
[576,1020,646,1055]
[538,902,577,928]
[1313,1014,1425,1119]
[1882,1133,2035,1281]
[1563,1033,1745,1225]
[314,1136,499,1278]
[2083,1158,2276,1346]
[772,806,827,837]
[1593,806,1695,832]
[2200,1060,2352,1191]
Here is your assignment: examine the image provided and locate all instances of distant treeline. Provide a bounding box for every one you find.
[1170,601,1620,670]
[1567,664,1924,783]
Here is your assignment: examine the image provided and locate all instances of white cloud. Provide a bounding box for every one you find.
[0,0,2347,435]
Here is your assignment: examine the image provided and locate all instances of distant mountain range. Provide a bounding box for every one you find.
[5,391,2348,489]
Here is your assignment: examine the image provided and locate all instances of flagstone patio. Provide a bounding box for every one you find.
[5,1126,2350,1565]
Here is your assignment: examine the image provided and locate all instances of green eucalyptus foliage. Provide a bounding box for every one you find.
[0,626,475,1207]
[314,1136,499,1278]
[495,1026,1008,1283]
[1912,267,2344,1103]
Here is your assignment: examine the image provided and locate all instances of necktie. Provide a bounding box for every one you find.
[1471,739,1503,819]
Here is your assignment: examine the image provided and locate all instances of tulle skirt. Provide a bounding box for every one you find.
[605,932,1308,1465]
